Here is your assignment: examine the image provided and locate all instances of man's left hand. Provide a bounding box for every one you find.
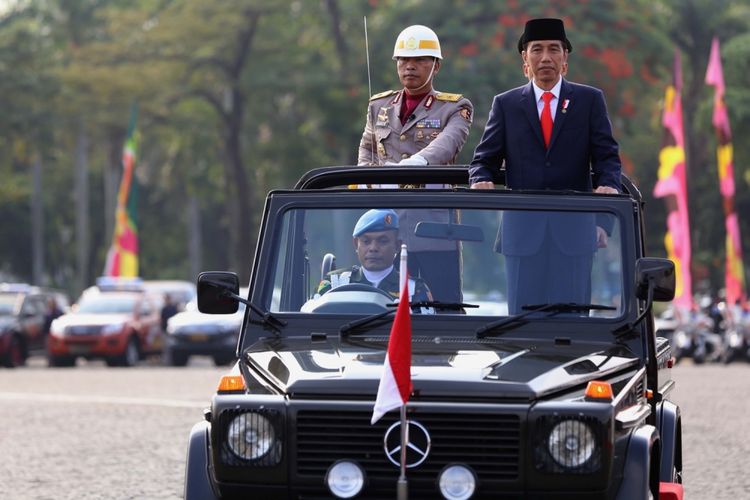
[397,154,428,166]
[594,186,618,194]
[596,226,608,248]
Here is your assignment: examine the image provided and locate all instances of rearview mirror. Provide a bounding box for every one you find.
[414,221,484,242]
[635,258,675,302]
[197,271,240,314]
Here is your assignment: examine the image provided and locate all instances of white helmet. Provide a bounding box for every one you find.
[392,25,442,60]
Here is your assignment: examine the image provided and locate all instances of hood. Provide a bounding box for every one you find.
[243,336,639,401]
[54,312,131,327]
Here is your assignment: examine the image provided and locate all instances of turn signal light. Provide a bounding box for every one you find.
[584,381,613,401]
[217,375,245,393]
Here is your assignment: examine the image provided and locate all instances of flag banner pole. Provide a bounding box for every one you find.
[397,243,408,499]
[397,404,408,500]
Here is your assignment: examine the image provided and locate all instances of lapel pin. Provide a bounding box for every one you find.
[562,99,570,114]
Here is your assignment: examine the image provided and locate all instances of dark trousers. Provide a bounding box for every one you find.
[505,245,593,314]
[408,250,462,303]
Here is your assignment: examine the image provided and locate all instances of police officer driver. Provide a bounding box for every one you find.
[317,209,433,311]
[357,25,472,304]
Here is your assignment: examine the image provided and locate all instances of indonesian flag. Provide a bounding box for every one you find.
[371,246,412,425]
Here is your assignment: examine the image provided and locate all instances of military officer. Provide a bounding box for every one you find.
[358,24,473,167]
[316,209,434,311]
[356,25,472,304]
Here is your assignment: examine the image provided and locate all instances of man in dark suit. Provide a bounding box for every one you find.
[469,18,622,313]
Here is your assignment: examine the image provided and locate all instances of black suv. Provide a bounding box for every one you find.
[184,167,683,499]
[0,283,69,367]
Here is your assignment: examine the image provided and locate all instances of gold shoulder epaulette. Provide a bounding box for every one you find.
[436,92,463,102]
[370,90,397,101]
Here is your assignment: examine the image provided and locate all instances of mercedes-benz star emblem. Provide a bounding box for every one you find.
[383,420,431,468]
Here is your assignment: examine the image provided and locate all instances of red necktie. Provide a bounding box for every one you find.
[541,91,554,148]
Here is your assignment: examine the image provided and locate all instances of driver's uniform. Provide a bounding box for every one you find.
[317,265,433,306]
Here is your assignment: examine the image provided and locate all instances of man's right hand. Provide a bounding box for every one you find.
[470,181,495,189]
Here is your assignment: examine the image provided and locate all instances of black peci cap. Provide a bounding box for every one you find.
[517,18,573,53]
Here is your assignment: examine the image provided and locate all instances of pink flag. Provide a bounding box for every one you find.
[371,248,412,425]
[654,50,693,309]
[705,37,731,138]
[706,37,746,306]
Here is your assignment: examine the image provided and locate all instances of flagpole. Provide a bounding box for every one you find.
[397,244,408,500]
[398,404,408,500]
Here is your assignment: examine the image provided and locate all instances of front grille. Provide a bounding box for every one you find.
[296,409,520,493]
[66,325,102,336]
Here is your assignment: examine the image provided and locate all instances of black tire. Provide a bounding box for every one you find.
[166,349,189,367]
[3,335,26,368]
[109,337,141,367]
[48,355,76,367]
[212,354,235,366]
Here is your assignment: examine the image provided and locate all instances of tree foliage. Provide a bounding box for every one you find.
[0,0,747,298]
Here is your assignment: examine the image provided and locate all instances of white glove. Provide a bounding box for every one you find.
[397,154,428,166]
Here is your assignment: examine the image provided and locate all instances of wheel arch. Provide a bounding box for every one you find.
[615,424,659,500]
[184,420,219,500]
[656,400,683,483]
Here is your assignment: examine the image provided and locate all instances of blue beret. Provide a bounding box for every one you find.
[352,209,399,237]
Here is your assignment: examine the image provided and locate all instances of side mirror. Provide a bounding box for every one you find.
[197,271,240,314]
[635,258,675,302]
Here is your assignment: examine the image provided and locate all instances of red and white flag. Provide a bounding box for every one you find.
[371,245,411,424]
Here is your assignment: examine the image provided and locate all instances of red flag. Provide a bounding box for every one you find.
[371,264,412,425]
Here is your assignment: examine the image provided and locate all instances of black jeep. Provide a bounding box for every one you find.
[184,167,683,499]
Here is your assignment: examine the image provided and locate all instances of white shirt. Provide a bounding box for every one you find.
[362,266,393,288]
[532,78,562,121]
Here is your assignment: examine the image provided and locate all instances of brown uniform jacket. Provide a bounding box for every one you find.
[357,89,473,166]
[357,89,472,252]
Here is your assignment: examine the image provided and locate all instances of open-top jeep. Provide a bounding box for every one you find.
[184,166,683,499]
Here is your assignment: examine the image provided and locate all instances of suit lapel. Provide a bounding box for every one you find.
[547,79,572,153]
[521,82,545,149]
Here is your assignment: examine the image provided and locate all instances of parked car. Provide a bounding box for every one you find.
[0,283,69,367]
[47,286,162,367]
[164,288,248,366]
[183,166,683,499]
[142,279,197,311]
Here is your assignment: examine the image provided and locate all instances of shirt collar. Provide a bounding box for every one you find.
[532,78,562,102]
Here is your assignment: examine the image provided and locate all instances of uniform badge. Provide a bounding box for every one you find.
[416,130,424,140]
[430,131,439,139]
[459,107,472,121]
[416,119,441,129]
[376,107,390,127]
[424,95,434,109]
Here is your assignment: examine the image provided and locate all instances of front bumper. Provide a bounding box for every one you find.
[48,332,128,357]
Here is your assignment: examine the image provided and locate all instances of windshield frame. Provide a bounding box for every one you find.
[240,188,641,349]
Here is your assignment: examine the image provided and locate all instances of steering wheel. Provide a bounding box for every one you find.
[326,283,395,301]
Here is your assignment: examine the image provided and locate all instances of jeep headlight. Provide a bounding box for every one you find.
[227,412,276,460]
[547,419,595,468]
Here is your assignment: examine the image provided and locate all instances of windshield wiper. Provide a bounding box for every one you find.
[476,302,616,338]
[339,308,396,336]
[340,301,479,336]
[219,289,286,333]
